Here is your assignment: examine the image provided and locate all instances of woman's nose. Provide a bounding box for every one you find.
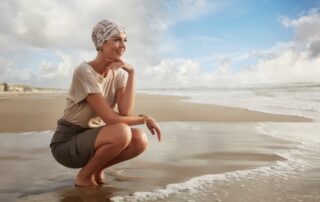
[120,41,126,48]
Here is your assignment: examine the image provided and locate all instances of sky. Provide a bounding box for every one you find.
[1,0,320,89]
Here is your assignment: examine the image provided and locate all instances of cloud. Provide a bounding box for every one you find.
[140,59,201,88]
[141,42,320,88]
[0,0,163,51]
[309,39,320,57]
[0,0,222,88]
[279,8,320,58]
[280,9,320,43]
[0,0,218,50]
[0,52,76,88]
[236,46,320,84]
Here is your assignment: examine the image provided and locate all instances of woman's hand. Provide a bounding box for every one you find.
[145,116,161,142]
[106,58,134,74]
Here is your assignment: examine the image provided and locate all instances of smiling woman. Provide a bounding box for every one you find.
[49,19,162,187]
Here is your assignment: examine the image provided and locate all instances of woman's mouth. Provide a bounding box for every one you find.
[116,50,124,55]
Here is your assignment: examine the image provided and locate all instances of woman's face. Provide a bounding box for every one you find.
[101,32,127,61]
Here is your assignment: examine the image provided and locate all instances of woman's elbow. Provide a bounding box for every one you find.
[103,113,119,124]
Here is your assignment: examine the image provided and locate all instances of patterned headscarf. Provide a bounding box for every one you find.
[91,20,126,51]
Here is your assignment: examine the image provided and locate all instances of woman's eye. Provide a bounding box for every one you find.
[114,38,127,43]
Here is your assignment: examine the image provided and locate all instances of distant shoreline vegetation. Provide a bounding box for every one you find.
[0,82,65,93]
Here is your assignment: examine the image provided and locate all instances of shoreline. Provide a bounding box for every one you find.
[136,93,312,123]
[0,92,312,133]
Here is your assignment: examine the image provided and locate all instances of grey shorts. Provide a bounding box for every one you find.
[50,119,103,168]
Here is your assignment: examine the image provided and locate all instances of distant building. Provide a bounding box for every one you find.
[0,83,28,92]
[0,83,9,92]
[8,85,24,92]
[0,83,58,93]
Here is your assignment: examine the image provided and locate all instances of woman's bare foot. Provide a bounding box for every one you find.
[75,174,98,187]
[94,171,106,185]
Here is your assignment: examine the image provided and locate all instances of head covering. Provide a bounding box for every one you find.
[91,20,126,50]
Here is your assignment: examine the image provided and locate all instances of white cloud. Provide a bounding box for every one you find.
[0,52,75,88]
[236,46,320,84]
[0,0,222,88]
[141,42,320,89]
[1,0,219,50]
[280,9,320,43]
[279,8,320,58]
[0,0,163,51]
[139,59,201,88]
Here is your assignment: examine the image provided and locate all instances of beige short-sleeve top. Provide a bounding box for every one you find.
[62,62,128,128]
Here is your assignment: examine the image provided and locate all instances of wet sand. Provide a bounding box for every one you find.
[0,122,301,202]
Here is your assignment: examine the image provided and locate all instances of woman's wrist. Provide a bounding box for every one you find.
[123,64,135,74]
[139,114,147,124]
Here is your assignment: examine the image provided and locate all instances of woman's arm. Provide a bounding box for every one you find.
[87,93,140,125]
[86,93,161,141]
[116,66,135,116]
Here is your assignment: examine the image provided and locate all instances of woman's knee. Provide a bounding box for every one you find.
[95,123,132,149]
[114,123,132,148]
[131,128,148,152]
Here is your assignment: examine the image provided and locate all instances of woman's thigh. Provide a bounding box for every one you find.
[94,123,132,149]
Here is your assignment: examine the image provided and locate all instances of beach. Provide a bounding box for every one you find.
[0,91,319,202]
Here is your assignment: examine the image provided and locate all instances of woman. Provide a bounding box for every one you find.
[50,20,161,187]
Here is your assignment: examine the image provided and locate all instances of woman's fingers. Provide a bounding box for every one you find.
[147,124,155,135]
[105,58,133,73]
[155,127,161,142]
[146,120,162,142]
[108,62,123,70]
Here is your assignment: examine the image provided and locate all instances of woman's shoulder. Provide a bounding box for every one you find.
[74,62,95,76]
[114,68,127,78]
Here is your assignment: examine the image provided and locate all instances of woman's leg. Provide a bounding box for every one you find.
[75,123,132,186]
[94,127,148,182]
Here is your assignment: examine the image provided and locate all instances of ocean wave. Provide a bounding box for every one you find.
[139,83,320,120]
[110,160,296,202]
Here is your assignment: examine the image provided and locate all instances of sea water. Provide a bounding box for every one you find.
[139,82,320,120]
[109,82,320,201]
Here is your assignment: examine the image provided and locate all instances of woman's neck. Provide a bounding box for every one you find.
[88,56,112,77]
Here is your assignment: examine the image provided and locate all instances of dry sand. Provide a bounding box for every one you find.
[0,92,311,132]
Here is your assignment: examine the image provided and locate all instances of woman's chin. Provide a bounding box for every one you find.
[111,55,122,61]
